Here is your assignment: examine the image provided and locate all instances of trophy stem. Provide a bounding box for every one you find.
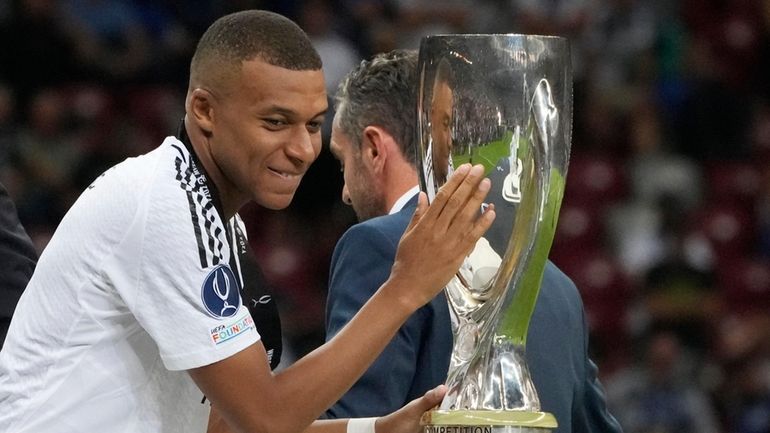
[498,169,566,345]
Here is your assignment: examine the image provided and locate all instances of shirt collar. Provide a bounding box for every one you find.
[388,185,420,215]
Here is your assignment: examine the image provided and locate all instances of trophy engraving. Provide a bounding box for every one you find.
[417,35,572,433]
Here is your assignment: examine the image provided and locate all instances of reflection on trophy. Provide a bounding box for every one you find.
[417,35,572,433]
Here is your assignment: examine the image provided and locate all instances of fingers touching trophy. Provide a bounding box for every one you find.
[417,35,572,433]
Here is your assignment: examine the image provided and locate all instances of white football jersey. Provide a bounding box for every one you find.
[0,136,260,433]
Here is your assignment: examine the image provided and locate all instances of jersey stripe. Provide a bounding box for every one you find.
[176,157,209,267]
[173,153,228,269]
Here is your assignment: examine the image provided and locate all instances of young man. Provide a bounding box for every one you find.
[0,11,495,433]
[325,50,623,433]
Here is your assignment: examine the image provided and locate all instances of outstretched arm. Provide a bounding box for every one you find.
[209,385,447,433]
[192,164,494,433]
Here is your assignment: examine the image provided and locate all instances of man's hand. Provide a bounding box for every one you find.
[376,385,447,433]
[388,163,495,310]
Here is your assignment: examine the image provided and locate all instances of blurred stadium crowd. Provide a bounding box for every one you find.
[0,1,769,432]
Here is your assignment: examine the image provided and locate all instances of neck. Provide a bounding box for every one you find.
[383,162,419,211]
[184,116,244,219]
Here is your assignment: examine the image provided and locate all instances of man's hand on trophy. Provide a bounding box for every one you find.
[375,385,447,433]
[388,163,495,310]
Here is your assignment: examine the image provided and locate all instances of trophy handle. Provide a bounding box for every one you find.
[498,78,565,345]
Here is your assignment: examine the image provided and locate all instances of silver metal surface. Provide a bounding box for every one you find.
[417,34,572,415]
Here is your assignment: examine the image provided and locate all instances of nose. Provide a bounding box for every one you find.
[341,184,352,206]
[286,129,318,165]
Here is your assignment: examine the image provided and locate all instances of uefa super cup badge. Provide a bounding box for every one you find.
[417,34,573,433]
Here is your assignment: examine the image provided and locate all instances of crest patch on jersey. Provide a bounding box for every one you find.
[201,264,241,319]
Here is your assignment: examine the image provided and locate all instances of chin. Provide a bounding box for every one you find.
[257,193,295,210]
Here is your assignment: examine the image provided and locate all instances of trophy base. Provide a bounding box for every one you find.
[422,410,557,433]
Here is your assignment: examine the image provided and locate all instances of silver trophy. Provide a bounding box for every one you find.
[417,35,572,433]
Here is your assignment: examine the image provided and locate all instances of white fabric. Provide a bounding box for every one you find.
[388,186,420,215]
[347,417,378,433]
[0,136,260,433]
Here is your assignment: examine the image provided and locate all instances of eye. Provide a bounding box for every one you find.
[263,118,288,129]
[307,120,323,133]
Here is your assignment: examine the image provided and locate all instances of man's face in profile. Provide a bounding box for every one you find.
[430,78,453,184]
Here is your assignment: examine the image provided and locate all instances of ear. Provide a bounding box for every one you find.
[361,125,391,174]
[187,88,216,134]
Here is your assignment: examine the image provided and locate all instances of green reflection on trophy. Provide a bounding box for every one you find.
[417,34,572,433]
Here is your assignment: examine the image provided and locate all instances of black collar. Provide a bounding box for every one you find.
[175,120,228,223]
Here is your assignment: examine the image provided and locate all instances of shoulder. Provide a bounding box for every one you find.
[82,137,183,208]
[83,138,221,262]
[540,260,583,308]
[336,207,413,253]
[328,200,417,283]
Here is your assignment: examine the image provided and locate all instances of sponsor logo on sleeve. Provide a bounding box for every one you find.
[201,264,241,319]
[209,312,255,346]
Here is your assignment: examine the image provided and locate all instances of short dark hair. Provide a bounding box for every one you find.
[190,10,322,86]
[334,49,419,167]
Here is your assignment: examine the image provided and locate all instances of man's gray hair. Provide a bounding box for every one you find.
[334,49,419,166]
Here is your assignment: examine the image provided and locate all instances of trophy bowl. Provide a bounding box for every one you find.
[416,34,572,433]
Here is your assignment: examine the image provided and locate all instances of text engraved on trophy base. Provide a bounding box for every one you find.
[426,426,493,433]
[425,426,551,433]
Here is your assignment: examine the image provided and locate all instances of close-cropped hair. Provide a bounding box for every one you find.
[190,9,322,84]
[334,49,419,167]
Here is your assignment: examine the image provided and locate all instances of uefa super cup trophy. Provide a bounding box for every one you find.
[417,35,572,433]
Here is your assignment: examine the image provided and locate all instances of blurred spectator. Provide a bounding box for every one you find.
[392,0,471,49]
[606,329,721,433]
[298,0,360,96]
[62,0,152,82]
[333,0,398,56]
[0,0,80,107]
[640,221,722,354]
[583,0,657,98]
[0,83,16,167]
[713,314,770,433]
[510,0,589,36]
[606,98,704,280]
[0,181,36,348]
[626,98,703,211]
[1,88,83,245]
[682,0,765,92]
[674,1,755,161]
[130,0,198,83]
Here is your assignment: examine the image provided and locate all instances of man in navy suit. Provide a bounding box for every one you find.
[324,50,623,433]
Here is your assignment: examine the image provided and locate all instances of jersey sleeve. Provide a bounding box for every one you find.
[106,161,260,372]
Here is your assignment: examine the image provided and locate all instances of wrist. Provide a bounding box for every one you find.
[347,417,378,433]
[379,276,422,316]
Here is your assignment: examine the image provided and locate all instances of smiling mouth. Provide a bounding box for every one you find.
[268,168,302,180]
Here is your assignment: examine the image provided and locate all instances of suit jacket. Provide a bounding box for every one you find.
[324,195,622,433]
[0,182,37,348]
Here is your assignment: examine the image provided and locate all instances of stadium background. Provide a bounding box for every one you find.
[1,1,768,432]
